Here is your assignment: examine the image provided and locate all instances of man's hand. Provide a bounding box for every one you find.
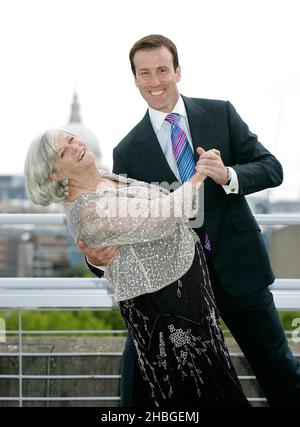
[77,240,119,267]
[196,147,228,185]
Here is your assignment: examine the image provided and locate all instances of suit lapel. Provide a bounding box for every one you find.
[132,111,179,183]
[182,96,216,207]
[130,97,214,188]
[182,96,213,163]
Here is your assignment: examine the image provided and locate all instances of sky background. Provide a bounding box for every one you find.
[0,0,299,201]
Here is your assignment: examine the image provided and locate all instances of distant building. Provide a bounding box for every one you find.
[270,225,300,279]
[271,199,300,213]
[0,226,74,277]
[62,93,102,168]
[0,175,26,201]
[0,231,17,276]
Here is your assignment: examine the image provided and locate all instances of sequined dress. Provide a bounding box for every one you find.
[66,170,250,407]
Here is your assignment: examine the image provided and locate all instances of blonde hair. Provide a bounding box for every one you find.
[24,129,66,206]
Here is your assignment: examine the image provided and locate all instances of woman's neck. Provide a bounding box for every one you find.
[67,168,104,200]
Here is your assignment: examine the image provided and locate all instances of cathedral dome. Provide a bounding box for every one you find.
[61,93,102,166]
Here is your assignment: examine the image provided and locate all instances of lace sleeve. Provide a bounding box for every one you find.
[72,181,202,248]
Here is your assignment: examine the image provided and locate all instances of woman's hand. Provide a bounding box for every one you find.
[194,147,208,181]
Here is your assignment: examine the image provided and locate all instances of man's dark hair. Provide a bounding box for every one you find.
[129,34,179,76]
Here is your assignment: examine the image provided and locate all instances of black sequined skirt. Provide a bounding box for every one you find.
[119,241,250,407]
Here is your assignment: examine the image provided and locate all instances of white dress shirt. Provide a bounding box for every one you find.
[149,96,239,192]
[149,96,193,183]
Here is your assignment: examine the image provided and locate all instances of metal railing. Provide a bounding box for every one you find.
[1,212,300,226]
[1,213,300,407]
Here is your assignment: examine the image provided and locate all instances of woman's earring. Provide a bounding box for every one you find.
[61,177,69,198]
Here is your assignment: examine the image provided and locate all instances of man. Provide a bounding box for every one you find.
[79,35,300,406]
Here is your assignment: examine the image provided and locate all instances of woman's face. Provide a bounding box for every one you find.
[54,131,96,177]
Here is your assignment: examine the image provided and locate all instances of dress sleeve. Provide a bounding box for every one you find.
[76,181,202,247]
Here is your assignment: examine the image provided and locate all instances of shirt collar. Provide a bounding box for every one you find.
[148,95,187,131]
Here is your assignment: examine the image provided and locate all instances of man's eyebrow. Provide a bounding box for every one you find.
[138,65,169,71]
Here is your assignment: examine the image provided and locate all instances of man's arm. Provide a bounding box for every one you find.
[197,101,283,196]
[79,241,120,278]
[226,101,283,195]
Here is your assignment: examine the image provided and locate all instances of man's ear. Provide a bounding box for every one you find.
[49,172,63,181]
[175,65,181,83]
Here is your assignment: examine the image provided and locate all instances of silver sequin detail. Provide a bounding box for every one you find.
[177,279,183,298]
[65,170,201,302]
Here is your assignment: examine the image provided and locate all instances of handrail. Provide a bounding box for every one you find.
[0,277,299,290]
[0,213,66,225]
[254,214,300,225]
[0,279,300,310]
[1,213,300,225]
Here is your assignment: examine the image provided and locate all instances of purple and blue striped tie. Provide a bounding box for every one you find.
[165,112,211,251]
[165,113,195,183]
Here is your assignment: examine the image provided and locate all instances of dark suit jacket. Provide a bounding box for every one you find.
[89,96,283,297]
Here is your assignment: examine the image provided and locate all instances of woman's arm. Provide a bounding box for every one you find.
[76,173,204,248]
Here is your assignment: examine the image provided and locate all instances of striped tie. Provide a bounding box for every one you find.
[165,113,195,183]
[165,112,211,251]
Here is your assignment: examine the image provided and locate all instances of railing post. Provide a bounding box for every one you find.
[0,318,5,343]
[18,307,23,408]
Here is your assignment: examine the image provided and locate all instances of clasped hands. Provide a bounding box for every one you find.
[195,147,228,185]
[78,146,228,267]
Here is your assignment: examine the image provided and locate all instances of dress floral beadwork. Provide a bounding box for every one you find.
[66,170,250,407]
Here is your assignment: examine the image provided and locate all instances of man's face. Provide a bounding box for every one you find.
[133,46,181,113]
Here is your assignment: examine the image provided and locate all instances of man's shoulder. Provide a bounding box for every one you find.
[114,97,232,153]
[183,95,228,111]
[114,111,150,152]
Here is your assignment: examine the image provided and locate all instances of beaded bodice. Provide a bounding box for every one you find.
[65,170,201,302]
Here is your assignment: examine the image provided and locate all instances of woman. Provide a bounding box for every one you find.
[24,129,250,407]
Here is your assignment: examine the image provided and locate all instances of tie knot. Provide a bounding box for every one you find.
[165,113,179,125]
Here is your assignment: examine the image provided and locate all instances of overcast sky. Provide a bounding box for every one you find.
[0,0,299,201]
